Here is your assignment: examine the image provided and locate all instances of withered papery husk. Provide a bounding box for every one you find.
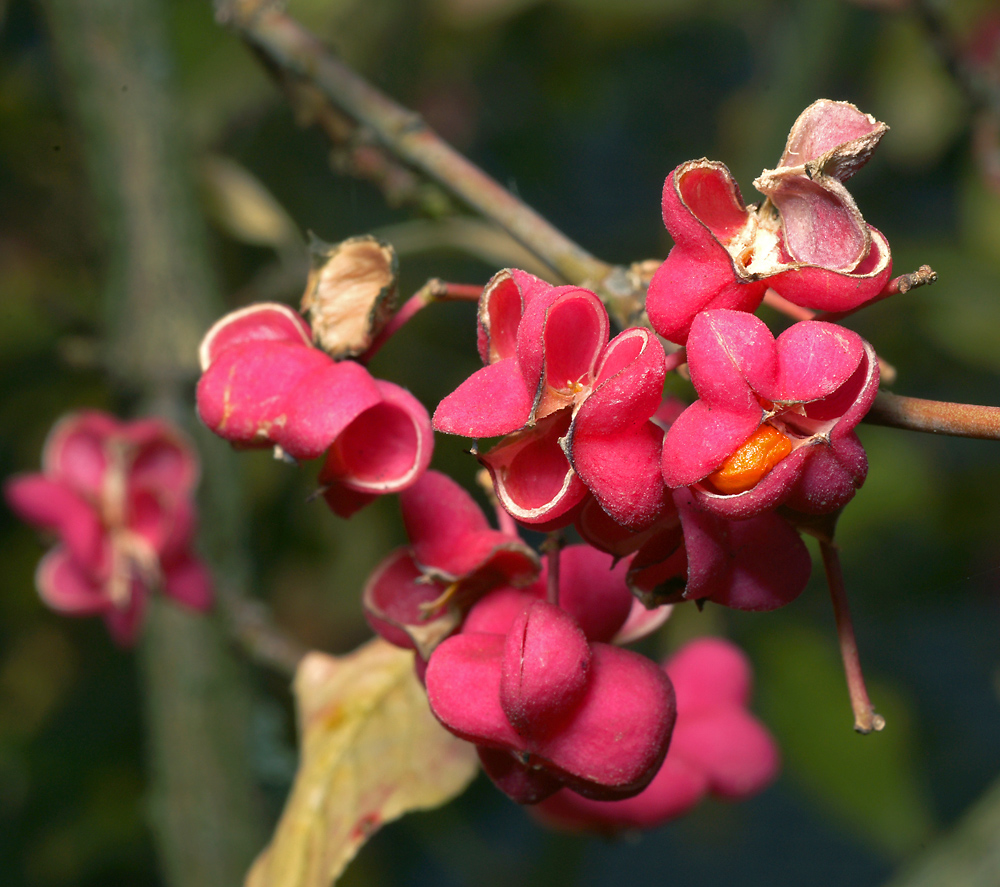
[301,234,398,358]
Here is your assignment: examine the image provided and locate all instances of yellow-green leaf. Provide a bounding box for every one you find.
[751,622,935,858]
[245,639,479,887]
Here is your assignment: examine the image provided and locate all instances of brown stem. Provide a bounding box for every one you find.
[877,264,939,297]
[213,2,650,323]
[260,66,563,274]
[866,391,1000,440]
[819,539,885,735]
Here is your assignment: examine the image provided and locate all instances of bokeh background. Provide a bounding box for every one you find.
[2,0,1000,885]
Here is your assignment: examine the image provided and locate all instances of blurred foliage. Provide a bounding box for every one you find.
[1,0,1000,885]
[751,621,934,858]
[246,641,478,887]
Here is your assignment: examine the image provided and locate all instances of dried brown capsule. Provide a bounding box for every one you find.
[301,234,398,358]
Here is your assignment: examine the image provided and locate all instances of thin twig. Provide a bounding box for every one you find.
[765,266,938,326]
[255,58,565,275]
[820,539,884,735]
[865,391,1000,439]
[213,1,650,324]
[762,288,815,322]
[818,265,938,324]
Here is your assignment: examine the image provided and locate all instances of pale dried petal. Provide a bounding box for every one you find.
[776,99,888,182]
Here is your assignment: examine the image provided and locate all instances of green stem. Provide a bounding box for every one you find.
[41,0,266,882]
[214,2,650,323]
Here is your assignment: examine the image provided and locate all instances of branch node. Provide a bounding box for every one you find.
[892,264,938,294]
[854,711,887,735]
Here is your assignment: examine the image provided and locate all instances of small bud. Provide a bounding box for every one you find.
[301,234,398,358]
[499,601,591,737]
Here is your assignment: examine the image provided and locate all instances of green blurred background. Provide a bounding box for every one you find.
[2,0,1000,884]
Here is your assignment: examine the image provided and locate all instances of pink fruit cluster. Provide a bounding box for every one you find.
[362,470,671,661]
[587,487,814,612]
[533,637,779,833]
[362,469,540,658]
[364,471,777,823]
[661,309,879,520]
[646,100,893,345]
[434,99,892,613]
[4,411,212,645]
[434,269,668,530]
[410,100,900,825]
[432,263,860,611]
[185,100,902,831]
[196,302,432,517]
[365,470,680,804]
[427,595,676,803]
[4,99,911,840]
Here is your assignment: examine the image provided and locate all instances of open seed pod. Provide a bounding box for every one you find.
[301,234,398,358]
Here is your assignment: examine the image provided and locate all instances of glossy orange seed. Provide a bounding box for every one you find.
[704,424,793,495]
